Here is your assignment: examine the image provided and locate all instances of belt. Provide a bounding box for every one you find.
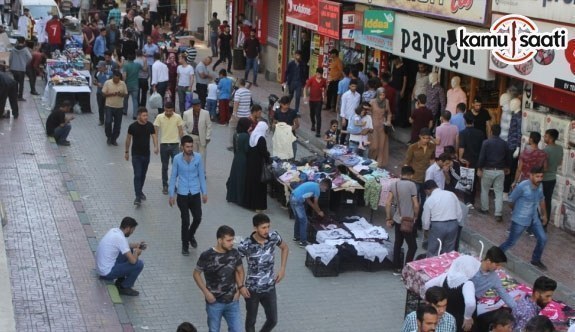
[483,167,504,171]
[161,142,179,145]
[431,219,457,223]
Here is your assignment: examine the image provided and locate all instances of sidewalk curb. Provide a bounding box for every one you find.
[34,97,134,330]
[0,201,16,332]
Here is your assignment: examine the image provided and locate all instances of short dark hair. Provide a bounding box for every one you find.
[164,102,175,109]
[137,107,148,115]
[154,52,161,60]
[279,95,291,105]
[120,216,138,229]
[473,97,482,104]
[416,305,438,323]
[529,131,542,144]
[181,135,194,145]
[251,104,262,113]
[530,165,545,175]
[423,180,438,191]
[417,94,427,105]
[330,119,338,126]
[491,124,502,137]
[444,146,456,155]
[533,276,557,293]
[216,225,235,239]
[315,67,324,74]
[464,112,475,125]
[456,103,467,112]
[60,100,72,108]
[349,79,358,87]
[343,66,351,76]
[381,72,391,83]
[104,50,112,56]
[100,27,107,32]
[320,178,332,189]
[177,322,197,332]
[545,128,559,141]
[485,246,507,263]
[252,213,271,227]
[401,166,415,176]
[355,62,364,72]
[294,50,302,56]
[524,316,554,332]
[237,78,246,86]
[425,286,448,305]
[441,111,451,121]
[351,68,359,78]
[329,48,339,55]
[437,153,451,162]
[489,309,515,329]
[112,70,122,77]
[219,69,227,76]
[419,127,432,137]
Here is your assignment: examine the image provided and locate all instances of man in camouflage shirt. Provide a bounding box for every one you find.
[238,214,289,332]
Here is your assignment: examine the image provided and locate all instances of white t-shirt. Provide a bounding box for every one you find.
[350,114,372,146]
[207,83,218,100]
[96,228,130,276]
[177,65,194,87]
[148,0,158,12]
[134,15,144,32]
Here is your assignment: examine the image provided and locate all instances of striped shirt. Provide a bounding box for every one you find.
[185,47,197,65]
[401,311,456,332]
[234,87,251,118]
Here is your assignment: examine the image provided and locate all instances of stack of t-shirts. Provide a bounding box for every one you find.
[343,218,389,241]
[354,242,389,262]
[306,243,339,265]
[316,228,352,243]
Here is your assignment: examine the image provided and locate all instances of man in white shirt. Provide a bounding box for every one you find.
[176,53,194,114]
[422,180,462,257]
[134,11,144,47]
[339,79,360,145]
[96,217,145,296]
[151,52,169,113]
[425,153,452,190]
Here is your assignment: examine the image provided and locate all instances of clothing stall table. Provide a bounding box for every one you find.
[44,60,92,112]
[401,252,575,330]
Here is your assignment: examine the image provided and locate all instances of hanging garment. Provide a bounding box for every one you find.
[272,122,296,160]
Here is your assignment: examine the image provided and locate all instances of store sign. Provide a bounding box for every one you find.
[346,0,488,25]
[489,14,575,94]
[285,0,318,31]
[363,10,394,37]
[492,0,575,24]
[355,31,393,53]
[393,13,494,80]
[342,12,355,40]
[317,0,341,39]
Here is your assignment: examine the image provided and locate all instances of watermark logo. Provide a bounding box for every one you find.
[456,14,568,65]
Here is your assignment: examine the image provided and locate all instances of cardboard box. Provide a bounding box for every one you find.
[553,175,566,201]
[551,198,562,227]
[561,177,575,208]
[555,201,575,235]
[521,109,546,136]
[563,150,575,178]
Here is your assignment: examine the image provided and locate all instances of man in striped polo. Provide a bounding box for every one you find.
[228,78,251,150]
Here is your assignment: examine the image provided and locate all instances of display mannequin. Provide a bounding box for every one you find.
[503,97,522,197]
[499,86,520,141]
[445,76,467,115]
[425,72,446,127]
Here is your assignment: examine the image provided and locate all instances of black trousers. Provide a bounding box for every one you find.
[26,65,37,93]
[245,288,278,332]
[12,71,25,98]
[542,180,556,230]
[309,101,322,135]
[339,121,348,145]
[325,80,339,109]
[176,193,202,247]
[393,222,417,269]
[196,83,208,109]
[0,82,18,117]
[97,93,105,123]
[213,50,232,71]
[139,78,149,106]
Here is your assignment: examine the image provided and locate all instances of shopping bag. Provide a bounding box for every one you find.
[455,166,475,194]
[148,92,163,109]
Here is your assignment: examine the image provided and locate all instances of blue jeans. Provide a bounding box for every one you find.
[206,99,217,118]
[348,140,360,155]
[105,107,123,141]
[500,220,547,262]
[132,154,150,198]
[53,124,71,144]
[160,143,179,187]
[210,31,218,57]
[244,57,258,84]
[288,84,302,113]
[101,251,144,288]
[177,86,191,115]
[291,198,308,242]
[206,300,242,332]
[124,87,139,118]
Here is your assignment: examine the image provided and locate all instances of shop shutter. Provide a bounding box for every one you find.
[267,0,280,46]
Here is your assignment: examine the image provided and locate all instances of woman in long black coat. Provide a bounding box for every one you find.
[244,121,270,211]
[226,117,252,205]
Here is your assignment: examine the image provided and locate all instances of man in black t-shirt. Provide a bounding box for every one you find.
[0,71,19,119]
[125,107,158,206]
[193,225,244,332]
[212,25,233,73]
[46,100,73,146]
[469,97,492,138]
[458,112,485,207]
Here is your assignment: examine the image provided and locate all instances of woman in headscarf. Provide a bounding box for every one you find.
[368,87,391,167]
[244,121,271,212]
[424,255,480,332]
[226,117,252,205]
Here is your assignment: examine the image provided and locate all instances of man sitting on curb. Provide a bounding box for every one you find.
[96,216,146,296]
[46,100,74,146]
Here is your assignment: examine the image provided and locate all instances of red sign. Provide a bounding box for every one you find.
[285,0,319,31]
[318,0,341,39]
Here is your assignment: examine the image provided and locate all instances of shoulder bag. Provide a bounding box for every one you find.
[260,162,274,183]
[394,181,415,233]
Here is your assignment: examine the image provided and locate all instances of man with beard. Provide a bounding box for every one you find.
[96,217,146,296]
[513,276,556,331]
[404,305,439,332]
[500,166,548,271]
[194,225,244,332]
[168,135,207,255]
[237,214,289,332]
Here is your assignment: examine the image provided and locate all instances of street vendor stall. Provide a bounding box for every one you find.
[401,252,575,331]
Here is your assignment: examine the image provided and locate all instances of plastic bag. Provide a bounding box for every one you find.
[148,92,163,109]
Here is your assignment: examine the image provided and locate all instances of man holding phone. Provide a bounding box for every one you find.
[103,70,128,146]
[96,217,146,296]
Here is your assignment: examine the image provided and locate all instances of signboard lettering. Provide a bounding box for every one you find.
[362,10,394,36]
[286,0,318,30]
[317,0,341,39]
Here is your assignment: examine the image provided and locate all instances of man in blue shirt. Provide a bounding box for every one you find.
[168,135,207,256]
[450,102,466,132]
[500,166,548,270]
[93,28,107,63]
[290,179,331,247]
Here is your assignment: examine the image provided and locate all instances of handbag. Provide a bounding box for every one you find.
[394,182,415,233]
[148,91,163,109]
[260,162,274,183]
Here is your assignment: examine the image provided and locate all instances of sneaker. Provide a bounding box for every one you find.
[292,237,300,242]
[134,197,141,206]
[466,203,475,210]
[503,193,509,202]
[190,237,198,248]
[298,241,309,248]
[311,126,315,132]
[118,287,140,296]
[57,141,71,146]
[530,260,547,271]
[18,98,26,102]
[111,141,118,146]
[162,186,168,195]
[140,193,147,200]
[495,216,503,222]
[527,231,534,237]
[107,138,112,145]
[182,247,190,256]
[114,277,126,288]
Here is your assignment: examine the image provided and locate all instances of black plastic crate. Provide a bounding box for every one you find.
[305,252,340,277]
